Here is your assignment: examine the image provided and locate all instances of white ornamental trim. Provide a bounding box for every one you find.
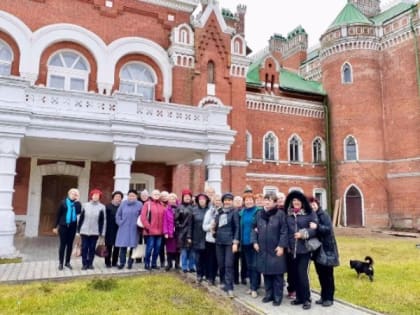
[137,0,199,12]
[246,93,324,119]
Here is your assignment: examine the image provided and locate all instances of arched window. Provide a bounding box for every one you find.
[289,134,303,162]
[0,40,13,76]
[179,28,189,44]
[312,137,325,163]
[207,61,215,84]
[119,62,156,100]
[246,131,253,160]
[263,132,277,161]
[342,62,353,84]
[47,51,89,91]
[345,136,358,161]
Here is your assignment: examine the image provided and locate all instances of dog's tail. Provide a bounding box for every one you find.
[364,256,374,265]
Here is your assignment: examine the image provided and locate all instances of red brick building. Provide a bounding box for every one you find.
[0,0,418,256]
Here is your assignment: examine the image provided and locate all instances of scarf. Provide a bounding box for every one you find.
[65,197,76,224]
[261,207,278,221]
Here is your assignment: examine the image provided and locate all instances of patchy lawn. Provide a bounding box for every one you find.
[309,234,420,315]
[0,274,236,315]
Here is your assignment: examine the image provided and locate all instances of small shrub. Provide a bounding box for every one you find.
[87,278,118,291]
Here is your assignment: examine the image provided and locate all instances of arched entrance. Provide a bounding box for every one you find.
[345,185,364,227]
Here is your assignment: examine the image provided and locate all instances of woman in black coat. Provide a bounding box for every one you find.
[251,193,288,306]
[308,197,339,307]
[104,191,123,267]
[285,190,318,310]
[52,188,82,270]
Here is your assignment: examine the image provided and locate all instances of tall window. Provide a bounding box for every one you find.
[47,51,89,91]
[119,62,156,100]
[342,62,353,84]
[179,28,189,44]
[246,131,253,160]
[289,135,302,162]
[207,61,215,84]
[345,136,357,161]
[0,41,13,76]
[312,137,324,163]
[264,132,277,161]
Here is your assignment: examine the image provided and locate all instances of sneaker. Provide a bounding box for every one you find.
[287,291,296,299]
[227,290,234,299]
[251,291,258,298]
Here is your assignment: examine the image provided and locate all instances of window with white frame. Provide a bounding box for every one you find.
[263,186,278,196]
[345,136,358,161]
[246,131,253,160]
[0,40,13,76]
[342,62,352,84]
[179,28,189,44]
[47,51,89,91]
[313,188,327,210]
[119,62,156,100]
[312,137,325,163]
[289,134,303,162]
[263,132,278,161]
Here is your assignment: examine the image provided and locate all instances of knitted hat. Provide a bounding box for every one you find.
[221,192,234,202]
[90,188,102,198]
[181,188,192,197]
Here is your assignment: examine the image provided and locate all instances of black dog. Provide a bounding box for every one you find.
[349,256,374,281]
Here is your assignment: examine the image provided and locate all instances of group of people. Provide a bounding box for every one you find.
[53,186,339,310]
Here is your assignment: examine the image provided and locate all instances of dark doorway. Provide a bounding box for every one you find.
[345,186,363,227]
[39,175,78,235]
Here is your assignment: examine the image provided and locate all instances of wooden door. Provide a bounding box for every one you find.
[345,186,363,227]
[39,175,78,235]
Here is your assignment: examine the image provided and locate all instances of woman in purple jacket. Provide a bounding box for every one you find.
[163,193,179,271]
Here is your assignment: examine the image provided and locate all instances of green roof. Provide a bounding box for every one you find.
[371,2,414,25]
[246,57,325,95]
[279,68,326,96]
[287,25,307,39]
[221,8,236,20]
[328,3,373,29]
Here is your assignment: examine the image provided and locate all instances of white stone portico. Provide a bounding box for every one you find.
[0,76,235,255]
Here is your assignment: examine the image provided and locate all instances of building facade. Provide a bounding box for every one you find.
[0,0,419,256]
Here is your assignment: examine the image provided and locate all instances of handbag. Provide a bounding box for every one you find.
[131,244,145,259]
[305,237,322,252]
[95,244,109,257]
[72,243,81,257]
[137,202,151,228]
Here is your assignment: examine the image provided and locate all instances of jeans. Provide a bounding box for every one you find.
[118,247,133,267]
[242,244,260,291]
[181,248,195,271]
[58,224,77,265]
[144,236,162,268]
[81,235,98,267]
[193,249,206,278]
[216,244,234,291]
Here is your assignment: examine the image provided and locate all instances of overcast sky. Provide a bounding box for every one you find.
[218,0,349,52]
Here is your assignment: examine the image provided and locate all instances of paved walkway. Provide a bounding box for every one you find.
[0,237,381,315]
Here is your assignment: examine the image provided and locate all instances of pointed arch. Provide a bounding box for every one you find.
[341,61,353,84]
[263,131,278,161]
[288,133,303,163]
[231,34,245,56]
[343,184,365,227]
[246,130,253,160]
[344,135,358,161]
[312,136,325,163]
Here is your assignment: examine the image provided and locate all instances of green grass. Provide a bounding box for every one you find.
[0,257,22,264]
[0,274,235,315]
[309,235,420,315]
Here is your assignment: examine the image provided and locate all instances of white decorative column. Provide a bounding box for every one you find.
[205,151,226,195]
[0,136,21,257]
[113,144,137,195]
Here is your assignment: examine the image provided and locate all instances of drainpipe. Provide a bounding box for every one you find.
[323,96,333,214]
[411,6,420,98]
